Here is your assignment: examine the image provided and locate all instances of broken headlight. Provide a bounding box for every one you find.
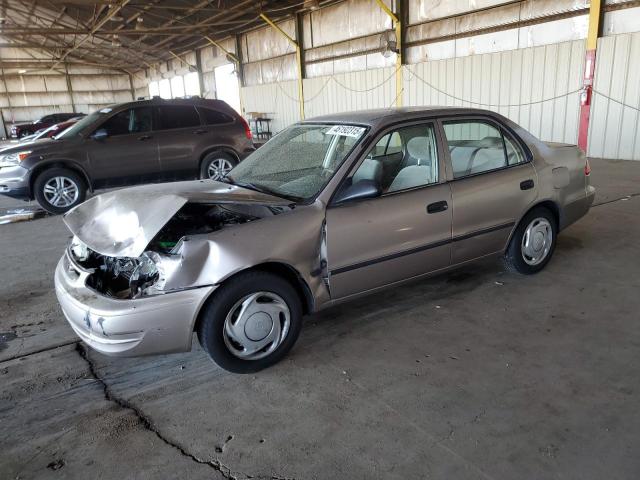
[142,251,182,294]
[70,236,90,262]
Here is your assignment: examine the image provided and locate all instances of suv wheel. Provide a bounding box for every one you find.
[34,168,87,214]
[200,152,237,181]
[197,271,303,373]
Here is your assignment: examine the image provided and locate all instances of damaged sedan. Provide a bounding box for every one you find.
[56,107,595,373]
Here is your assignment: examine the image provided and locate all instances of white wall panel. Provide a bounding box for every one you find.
[240,80,300,133]
[404,40,584,145]
[589,32,640,160]
[305,67,397,118]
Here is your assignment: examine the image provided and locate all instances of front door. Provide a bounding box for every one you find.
[326,122,452,299]
[86,106,159,187]
[440,118,538,264]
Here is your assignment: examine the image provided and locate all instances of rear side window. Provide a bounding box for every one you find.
[156,106,201,130]
[99,107,152,136]
[199,108,234,125]
[443,120,526,179]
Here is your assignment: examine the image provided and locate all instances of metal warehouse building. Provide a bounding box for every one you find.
[1,2,639,480]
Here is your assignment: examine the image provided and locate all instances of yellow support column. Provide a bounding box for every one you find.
[375,0,402,107]
[260,13,305,120]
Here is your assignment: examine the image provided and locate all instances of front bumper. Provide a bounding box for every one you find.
[55,251,215,357]
[0,165,31,200]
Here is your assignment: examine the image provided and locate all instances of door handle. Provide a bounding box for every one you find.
[193,129,208,135]
[427,200,448,214]
[137,135,152,141]
[520,179,535,190]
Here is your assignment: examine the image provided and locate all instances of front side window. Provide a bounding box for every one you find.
[156,106,201,130]
[353,123,439,193]
[443,120,526,178]
[99,107,152,136]
[228,123,366,201]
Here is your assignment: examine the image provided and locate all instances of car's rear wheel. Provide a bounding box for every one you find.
[200,152,237,181]
[197,271,303,373]
[504,207,557,274]
[34,167,87,214]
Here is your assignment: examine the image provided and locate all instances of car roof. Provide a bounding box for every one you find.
[303,106,502,127]
[110,97,231,110]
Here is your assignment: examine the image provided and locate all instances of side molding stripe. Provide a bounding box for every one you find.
[329,221,515,275]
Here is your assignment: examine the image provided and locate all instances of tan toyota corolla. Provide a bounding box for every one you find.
[55,107,595,373]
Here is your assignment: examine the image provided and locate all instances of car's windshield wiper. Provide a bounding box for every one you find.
[228,178,301,202]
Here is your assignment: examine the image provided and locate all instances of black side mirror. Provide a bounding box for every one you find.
[91,128,108,140]
[332,179,382,205]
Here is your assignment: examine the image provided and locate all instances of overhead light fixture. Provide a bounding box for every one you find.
[18,69,27,74]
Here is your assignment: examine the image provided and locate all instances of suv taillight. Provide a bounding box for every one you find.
[240,117,252,140]
[584,158,591,176]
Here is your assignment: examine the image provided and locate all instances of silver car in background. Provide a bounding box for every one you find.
[55,107,595,373]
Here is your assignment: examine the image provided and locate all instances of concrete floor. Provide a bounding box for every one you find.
[0,158,638,480]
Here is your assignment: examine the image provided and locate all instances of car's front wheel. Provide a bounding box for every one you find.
[197,271,303,373]
[34,167,87,214]
[200,152,237,181]
[504,207,557,274]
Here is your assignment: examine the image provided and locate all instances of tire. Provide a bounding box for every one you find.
[199,152,237,181]
[33,167,87,215]
[504,207,557,275]
[197,271,303,373]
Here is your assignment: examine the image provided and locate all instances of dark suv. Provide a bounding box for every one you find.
[10,113,81,138]
[0,98,255,213]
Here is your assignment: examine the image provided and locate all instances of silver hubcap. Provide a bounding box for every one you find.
[521,217,553,266]
[43,176,79,208]
[223,292,291,360]
[207,158,233,181]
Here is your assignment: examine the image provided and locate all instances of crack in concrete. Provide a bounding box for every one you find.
[0,339,79,365]
[75,343,295,480]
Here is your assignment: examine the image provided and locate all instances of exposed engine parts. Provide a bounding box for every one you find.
[147,203,263,253]
[81,252,159,299]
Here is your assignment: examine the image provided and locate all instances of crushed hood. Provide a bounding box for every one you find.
[63,180,291,257]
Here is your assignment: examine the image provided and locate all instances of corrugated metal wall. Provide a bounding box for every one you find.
[240,80,300,132]
[240,33,640,160]
[404,40,585,145]
[0,66,133,127]
[304,67,398,116]
[588,32,640,160]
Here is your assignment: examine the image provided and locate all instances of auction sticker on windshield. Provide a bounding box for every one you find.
[326,125,366,138]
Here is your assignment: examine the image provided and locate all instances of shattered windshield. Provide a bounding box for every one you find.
[228,123,367,202]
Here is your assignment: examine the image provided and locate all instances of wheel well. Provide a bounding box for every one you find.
[528,200,560,229]
[29,162,91,197]
[249,262,314,315]
[192,262,314,334]
[199,148,240,171]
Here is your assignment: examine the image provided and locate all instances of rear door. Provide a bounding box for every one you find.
[85,106,160,186]
[154,105,204,180]
[440,117,538,264]
[326,121,452,299]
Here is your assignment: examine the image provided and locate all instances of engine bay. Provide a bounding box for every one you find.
[70,202,287,299]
